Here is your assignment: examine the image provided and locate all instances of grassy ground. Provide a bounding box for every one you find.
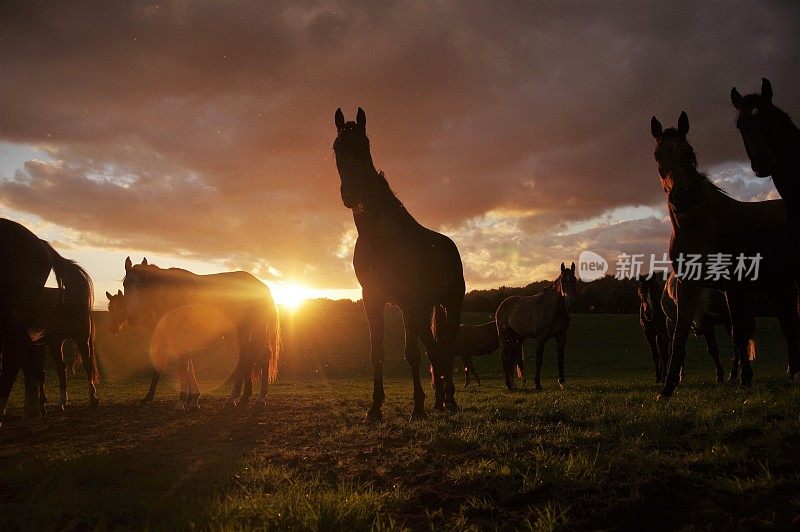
[1,313,799,530]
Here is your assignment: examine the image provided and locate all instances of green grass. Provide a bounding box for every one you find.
[1,313,799,529]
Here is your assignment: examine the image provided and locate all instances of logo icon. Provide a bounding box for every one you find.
[578,250,608,281]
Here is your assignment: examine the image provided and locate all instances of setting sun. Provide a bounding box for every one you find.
[269,282,315,310]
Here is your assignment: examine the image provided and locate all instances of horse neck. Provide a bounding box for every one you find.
[669,175,732,233]
[353,170,423,238]
[770,113,800,167]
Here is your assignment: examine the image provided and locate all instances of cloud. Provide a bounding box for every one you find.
[1,1,798,291]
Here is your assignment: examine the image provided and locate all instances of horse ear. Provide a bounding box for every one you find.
[125,256,132,272]
[335,108,345,131]
[677,111,689,136]
[117,289,123,296]
[570,262,575,273]
[560,262,566,272]
[106,291,113,300]
[356,107,366,130]
[141,257,148,266]
[650,116,662,139]
[761,78,772,102]
[731,87,743,109]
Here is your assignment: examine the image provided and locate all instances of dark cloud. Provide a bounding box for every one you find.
[1,0,798,289]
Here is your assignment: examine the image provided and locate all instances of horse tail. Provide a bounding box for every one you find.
[267,304,281,384]
[747,338,757,362]
[47,244,98,383]
[431,304,447,342]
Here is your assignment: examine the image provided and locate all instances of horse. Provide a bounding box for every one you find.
[650,112,800,397]
[495,263,577,391]
[333,107,465,421]
[121,257,281,409]
[454,321,501,386]
[37,287,99,411]
[660,273,729,384]
[0,218,94,429]
[637,275,670,383]
[731,78,800,243]
[106,289,201,410]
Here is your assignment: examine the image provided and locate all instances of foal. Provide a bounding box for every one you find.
[455,321,500,386]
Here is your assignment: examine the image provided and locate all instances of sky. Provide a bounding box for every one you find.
[1,1,799,307]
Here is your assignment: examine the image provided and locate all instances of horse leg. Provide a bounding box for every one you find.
[142,346,167,404]
[50,338,69,409]
[402,316,425,420]
[725,289,756,388]
[533,337,546,391]
[703,330,725,384]
[723,319,739,383]
[186,358,201,411]
[237,351,254,408]
[461,356,471,387]
[173,353,189,412]
[769,284,800,382]
[499,332,518,391]
[36,342,48,412]
[439,301,462,413]
[364,296,385,422]
[556,333,566,389]
[224,353,245,409]
[77,336,99,407]
[644,331,662,383]
[21,342,44,430]
[0,335,23,429]
[659,281,701,398]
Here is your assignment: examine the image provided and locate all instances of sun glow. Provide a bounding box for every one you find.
[269,282,316,310]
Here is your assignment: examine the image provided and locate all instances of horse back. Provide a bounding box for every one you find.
[456,321,499,356]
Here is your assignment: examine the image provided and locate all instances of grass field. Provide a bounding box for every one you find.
[1,312,799,529]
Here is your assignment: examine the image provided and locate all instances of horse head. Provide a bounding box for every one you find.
[105,289,126,333]
[650,112,706,216]
[558,262,578,308]
[332,107,381,211]
[731,78,781,178]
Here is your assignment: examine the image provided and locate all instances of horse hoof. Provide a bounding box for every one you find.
[140,396,154,405]
[558,381,565,390]
[535,384,543,391]
[364,410,382,424]
[236,398,250,408]
[253,398,267,409]
[410,409,426,421]
[223,400,236,410]
[445,401,459,414]
[186,403,201,413]
[89,398,100,408]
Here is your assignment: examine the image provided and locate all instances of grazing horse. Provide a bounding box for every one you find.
[37,287,99,410]
[650,112,800,397]
[106,289,200,409]
[731,79,800,243]
[637,275,669,383]
[660,273,729,384]
[0,218,94,429]
[455,321,501,386]
[121,258,281,409]
[496,263,577,391]
[333,107,465,421]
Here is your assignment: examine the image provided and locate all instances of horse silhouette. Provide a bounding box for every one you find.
[495,263,577,391]
[650,112,799,397]
[121,258,280,409]
[731,78,800,244]
[0,218,94,430]
[333,107,465,421]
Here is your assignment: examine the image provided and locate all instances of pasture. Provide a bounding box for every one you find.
[1,310,799,529]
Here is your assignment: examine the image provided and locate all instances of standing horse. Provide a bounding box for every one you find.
[121,258,281,409]
[731,79,800,242]
[637,275,669,383]
[333,107,465,421]
[0,218,94,429]
[660,273,729,384]
[38,287,99,410]
[495,263,577,391]
[650,112,800,397]
[455,321,500,386]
